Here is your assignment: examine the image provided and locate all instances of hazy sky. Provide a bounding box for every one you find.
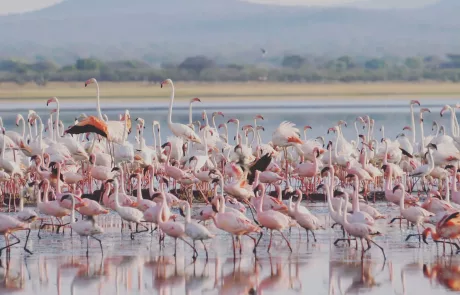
[0,0,440,15]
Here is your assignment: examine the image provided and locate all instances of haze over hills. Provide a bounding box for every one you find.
[0,0,458,63]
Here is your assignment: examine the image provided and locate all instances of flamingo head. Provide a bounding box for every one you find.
[327,127,336,134]
[84,78,96,87]
[420,108,431,114]
[190,97,201,103]
[50,108,57,115]
[356,116,365,124]
[402,126,412,131]
[212,111,224,118]
[427,143,437,150]
[410,100,421,106]
[241,124,253,131]
[160,79,172,88]
[440,105,450,117]
[304,125,312,131]
[161,142,172,150]
[358,134,366,142]
[256,126,265,132]
[254,114,264,120]
[217,123,226,130]
[15,114,23,126]
[227,118,238,124]
[47,97,58,106]
[337,120,347,127]
[326,140,333,150]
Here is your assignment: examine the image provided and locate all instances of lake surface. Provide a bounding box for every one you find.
[0,97,458,145]
[2,204,459,295]
[0,98,459,295]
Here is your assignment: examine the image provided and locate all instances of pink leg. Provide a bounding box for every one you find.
[268,230,273,252]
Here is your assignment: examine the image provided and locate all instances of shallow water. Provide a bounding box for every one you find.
[0,98,458,146]
[1,203,459,295]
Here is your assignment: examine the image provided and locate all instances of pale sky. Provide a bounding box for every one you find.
[0,0,440,15]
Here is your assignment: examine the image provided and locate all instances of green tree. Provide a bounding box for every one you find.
[179,56,215,74]
[404,57,423,69]
[282,55,305,69]
[365,58,386,70]
[75,58,102,71]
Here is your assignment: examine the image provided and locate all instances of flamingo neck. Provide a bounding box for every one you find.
[149,166,155,196]
[167,82,175,128]
[137,176,143,202]
[189,102,193,126]
[410,105,416,145]
[95,81,103,120]
[55,100,60,141]
[20,117,25,138]
[70,196,75,224]
[446,176,451,203]
[114,183,121,210]
[185,202,191,223]
[343,195,350,224]
[352,179,359,213]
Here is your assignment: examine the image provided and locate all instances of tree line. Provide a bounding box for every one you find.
[1,54,460,85]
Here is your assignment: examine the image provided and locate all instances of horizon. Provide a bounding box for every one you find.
[0,0,441,15]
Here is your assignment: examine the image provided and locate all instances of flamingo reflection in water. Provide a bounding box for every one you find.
[423,259,460,292]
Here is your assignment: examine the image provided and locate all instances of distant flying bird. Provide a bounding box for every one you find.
[260,48,267,57]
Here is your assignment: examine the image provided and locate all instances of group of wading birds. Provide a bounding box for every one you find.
[1,79,460,261]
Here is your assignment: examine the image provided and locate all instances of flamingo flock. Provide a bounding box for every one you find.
[0,80,459,263]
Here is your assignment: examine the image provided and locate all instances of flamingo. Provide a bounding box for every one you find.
[109,179,148,240]
[60,195,103,256]
[161,79,201,143]
[180,201,215,259]
[157,194,197,258]
[292,189,323,242]
[254,184,295,252]
[341,192,386,260]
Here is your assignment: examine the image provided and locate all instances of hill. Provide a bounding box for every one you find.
[0,0,458,63]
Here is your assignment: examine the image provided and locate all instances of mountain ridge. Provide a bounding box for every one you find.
[0,0,458,62]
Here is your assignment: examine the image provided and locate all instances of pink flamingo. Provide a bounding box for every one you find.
[162,142,193,181]
[77,188,109,217]
[157,194,197,257]
[36,179,71,239]
[212,194,261,256]
[0,213,32,256]
[131,173,156,212]
[254,184,295,252]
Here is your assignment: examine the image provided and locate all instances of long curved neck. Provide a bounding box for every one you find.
[167,82,175,127]
[366,120,371,141]
[152,124,158,150]
[354,122,359,145]
[325,182,334,213]
[256,192,263,213]
[43,184,50,203]
[149,167,155,196]
[343,195,350,224]
[235,121,240,145]
[446,176,451,203]
[189,102,193,126]
[454,108,459,136]
[352,179,359,213]
[185,202,191,223]
[119,169,126,193]
[223,124,228,143]
[295,193,302,211]
[381,126,385,139]
[48,116,54,141]
[18,117,25,138]
[450,107,456,137]
[137,176,143,202]
[55,100,60,141]
[383,141,389,165]
[1,130,5,161]
[419,114,426,154]
[114,183,121,210]
[399,184,405,210]
[333,133,339,159]
[452,173,458,193]
[56,165,62,193]
[410,105,416,144]
[70,196,75,224]
[95,81,103,120]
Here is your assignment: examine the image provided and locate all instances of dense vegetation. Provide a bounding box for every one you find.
[2,54,460,85]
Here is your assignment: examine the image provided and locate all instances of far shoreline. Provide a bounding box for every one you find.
[1,81,459,103]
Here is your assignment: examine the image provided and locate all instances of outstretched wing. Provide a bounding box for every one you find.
[247,153,272,185]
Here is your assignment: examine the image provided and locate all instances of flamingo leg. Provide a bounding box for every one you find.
[268,230,273,252]
[367,239,386,260]
[90,235,103,255]
[279,231,292,252]
[201,240,208,259]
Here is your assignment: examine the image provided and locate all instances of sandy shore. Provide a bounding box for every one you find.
[1,81,460,104]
